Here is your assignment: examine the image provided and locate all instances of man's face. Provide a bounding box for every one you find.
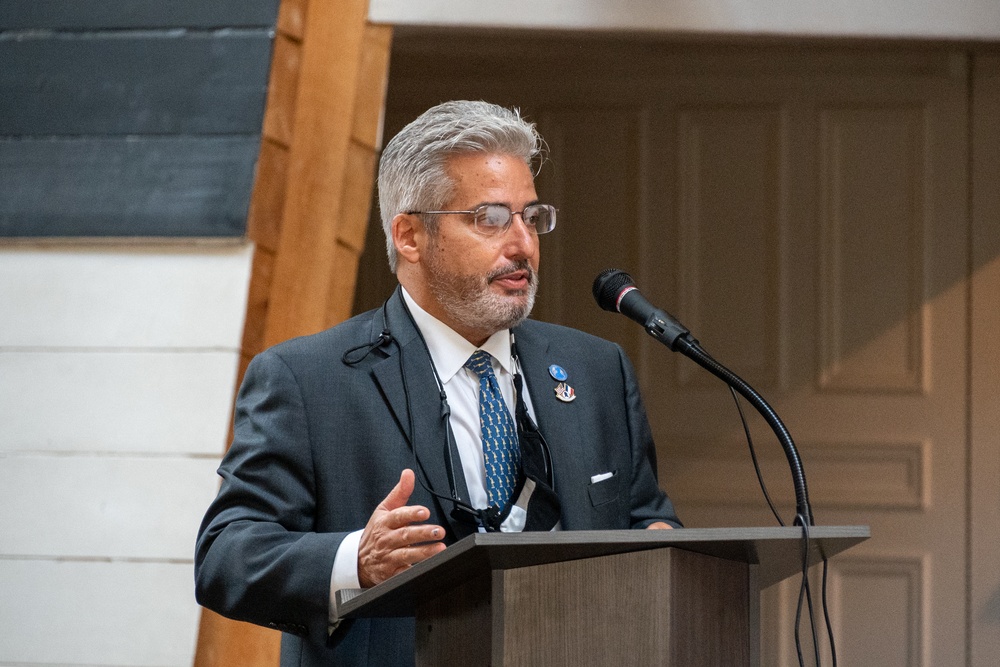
[419,152,541,345]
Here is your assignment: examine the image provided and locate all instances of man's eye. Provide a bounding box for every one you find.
[482,207,510,227]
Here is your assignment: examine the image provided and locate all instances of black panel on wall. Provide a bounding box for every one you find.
[0,0,280,29]
[0,1,279,237]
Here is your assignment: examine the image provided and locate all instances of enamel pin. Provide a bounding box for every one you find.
[554,381,576,402]
[548,364,568,381]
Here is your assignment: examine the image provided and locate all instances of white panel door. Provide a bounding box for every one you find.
[360,37,976,665]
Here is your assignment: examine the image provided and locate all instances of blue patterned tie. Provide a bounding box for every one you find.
[465,350,521,511]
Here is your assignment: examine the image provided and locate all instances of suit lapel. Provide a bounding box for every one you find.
[513,324,593,527]
[369,291,476,540]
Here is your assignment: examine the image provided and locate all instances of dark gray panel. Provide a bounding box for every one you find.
[0,136,259,236]
[0,0,280,30]
[0,32,273,136]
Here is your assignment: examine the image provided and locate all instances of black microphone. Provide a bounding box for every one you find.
[592,267,814,525]
[592,268,696,352]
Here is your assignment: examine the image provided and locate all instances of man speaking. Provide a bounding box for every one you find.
[195,100,681,666]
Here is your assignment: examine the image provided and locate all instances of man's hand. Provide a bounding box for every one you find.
[646,522,674,530]
[357,469,446,588]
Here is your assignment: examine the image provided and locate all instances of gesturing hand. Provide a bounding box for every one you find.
[357,469,447,588]
[646,522,673,530]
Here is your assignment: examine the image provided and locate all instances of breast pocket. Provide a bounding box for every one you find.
[587,471,619,507]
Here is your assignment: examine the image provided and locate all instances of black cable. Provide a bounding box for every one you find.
[794,514,809,666]
[713,352,832,666]
[795,570,807,667]
[718,354,827,665]
[593,272,829,662]
[793,515,823,666]
[727,386,785,527]
[822,557,837,667]
[804,558,821,666]
[680,339,813,525]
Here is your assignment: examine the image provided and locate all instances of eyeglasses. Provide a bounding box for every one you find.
[407,203,558,236]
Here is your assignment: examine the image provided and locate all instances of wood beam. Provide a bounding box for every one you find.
[263,1,391,347]
[193,0,392,663]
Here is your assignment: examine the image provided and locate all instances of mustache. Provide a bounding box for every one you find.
[486,260,537,285]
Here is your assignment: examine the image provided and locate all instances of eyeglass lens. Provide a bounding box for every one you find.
[475,204,555,234]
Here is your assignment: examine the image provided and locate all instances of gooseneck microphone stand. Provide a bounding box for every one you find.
[593,268,814,526]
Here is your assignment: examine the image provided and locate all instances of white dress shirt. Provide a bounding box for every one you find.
[329,288,538,605]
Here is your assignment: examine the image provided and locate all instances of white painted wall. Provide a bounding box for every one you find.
[370,0,1000,40]
[0,242,252,666]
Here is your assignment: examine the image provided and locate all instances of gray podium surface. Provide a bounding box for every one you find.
[335,525,870,619]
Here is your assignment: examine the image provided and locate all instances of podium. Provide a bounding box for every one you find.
[335,526,869,666]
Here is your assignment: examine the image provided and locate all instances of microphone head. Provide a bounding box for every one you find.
[593,268,636,312]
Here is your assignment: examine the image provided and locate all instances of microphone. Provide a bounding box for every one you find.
[592,269,696,352]
[593,268,814,525]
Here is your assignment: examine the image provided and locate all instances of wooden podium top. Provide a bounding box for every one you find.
[336,525,869,619]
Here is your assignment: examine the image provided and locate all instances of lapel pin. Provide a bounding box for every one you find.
[548,364,568,381]
[554,381,576,402]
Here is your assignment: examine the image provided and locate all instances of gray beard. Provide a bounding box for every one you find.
[426,258,538,336]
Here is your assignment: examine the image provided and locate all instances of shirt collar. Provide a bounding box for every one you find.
[400,287,514,382]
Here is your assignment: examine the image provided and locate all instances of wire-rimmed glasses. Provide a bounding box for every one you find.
[406,203,557,236]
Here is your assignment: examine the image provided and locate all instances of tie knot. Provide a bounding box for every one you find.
[465,350,495,378]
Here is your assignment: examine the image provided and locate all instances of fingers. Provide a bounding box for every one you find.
[645,521,673,530]
[381,504,430,530]
[369,521,443,549]
[383,540,447,570]
[377,468,416,513]
[358,521,446,588]
[378,469,432,529]
[357,469,447,588]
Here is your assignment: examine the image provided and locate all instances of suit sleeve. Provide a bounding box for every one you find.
[617,346,683,529]
[194,349,347,640]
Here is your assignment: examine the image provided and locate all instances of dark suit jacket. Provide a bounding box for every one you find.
[195,288,680,666]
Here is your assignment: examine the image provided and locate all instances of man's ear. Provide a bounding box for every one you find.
[391,213,423,265]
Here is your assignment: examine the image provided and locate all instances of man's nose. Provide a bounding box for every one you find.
[503,212,538,257]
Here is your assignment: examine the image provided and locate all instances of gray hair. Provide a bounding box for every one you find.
[377,100,545,272]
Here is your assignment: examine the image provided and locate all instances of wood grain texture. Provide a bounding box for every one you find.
[194,0,393,662]
[194,610,281,667]
[498,549,674,665]
[263,0,391,347]
[0,136,258,237]
[241,246,275,359]
[337,139,380,253]
[399,541,762,666]
[0,0,280,29]
[666,548,750,665]
[262,0,369,347]
[337,528,870,619]
[0,32,272,136]
[324,241,363,326]
[497,548,748,666]
[415,573,493,666]
[352,24,394,151]
[247,139,290,251]
[262,32,302,147]
[277,0,307,40]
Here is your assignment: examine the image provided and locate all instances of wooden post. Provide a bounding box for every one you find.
[193,0,392,664]
[262,0,391,348]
